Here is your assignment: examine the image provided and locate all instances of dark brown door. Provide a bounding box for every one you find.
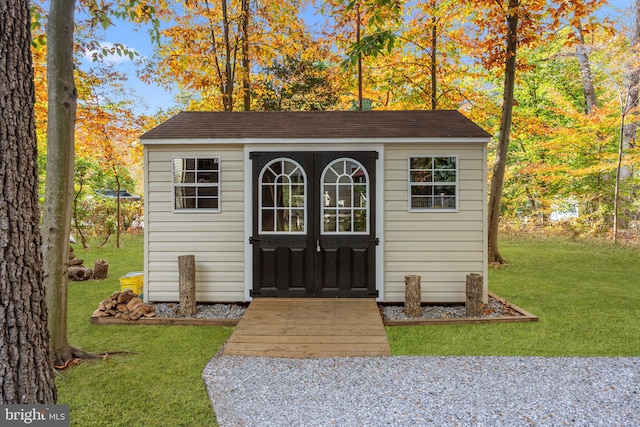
[251,151,377,298]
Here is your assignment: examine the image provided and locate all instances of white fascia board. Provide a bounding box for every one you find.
[141,137,491,145]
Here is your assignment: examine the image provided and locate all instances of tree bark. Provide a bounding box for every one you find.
[178,255,197,316]
[41,0,79,367]
[615,1,640,241]
[93,259,109,280]
[621,0,640,180]
[430,9,437,110]
[222,0,234,111]
[573,22,598,114]
[614,110,627,244]
[356,3,364,111]
[115,172,121,249]
[0,0,57,403]
[488,0,519,264]
[465,274,483,317]
[403,275,422,317]
[241,0,251,111]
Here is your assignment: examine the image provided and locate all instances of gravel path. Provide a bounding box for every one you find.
[203,356,640,427]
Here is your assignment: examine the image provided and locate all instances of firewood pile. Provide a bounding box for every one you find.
[68,246,93,281]
[92,289,156,320]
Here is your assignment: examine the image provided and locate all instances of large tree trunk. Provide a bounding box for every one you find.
[42,0,78,366]
[487,0,518,264]
[573,22,598,114]
[0,0,57,403]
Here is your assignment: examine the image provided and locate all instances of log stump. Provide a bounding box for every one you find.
[404,275,422,317]
[93,259,109,280]
[465,273,483,317]
[68,266,93,281]
[178,255,196,317]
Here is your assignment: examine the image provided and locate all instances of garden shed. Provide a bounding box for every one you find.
[140,110,491,303]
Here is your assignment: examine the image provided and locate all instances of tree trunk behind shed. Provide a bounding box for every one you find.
[488,0,519,265]
[179,255,196,316]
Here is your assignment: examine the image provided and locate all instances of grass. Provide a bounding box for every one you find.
[387,237,640,356]
[58,234,640,425]
[57,234,233,427]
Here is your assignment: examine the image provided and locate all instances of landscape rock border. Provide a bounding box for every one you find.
[90,292,536,326]
[382,292,538,326]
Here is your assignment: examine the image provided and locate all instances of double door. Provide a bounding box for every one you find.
[251,151,377,298]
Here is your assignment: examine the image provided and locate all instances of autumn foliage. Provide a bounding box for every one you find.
[32,0,639,239]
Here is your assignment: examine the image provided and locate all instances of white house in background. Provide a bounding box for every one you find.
[140,110,491,303]
[549,198,579,222]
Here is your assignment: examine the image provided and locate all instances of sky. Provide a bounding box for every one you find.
[84,0,635,116]
[81,4,324,115]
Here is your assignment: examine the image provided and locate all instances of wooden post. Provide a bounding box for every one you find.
[465,273,483,317]
[178,255,196,317]
[93,259,109,280]
[404,275,422,317]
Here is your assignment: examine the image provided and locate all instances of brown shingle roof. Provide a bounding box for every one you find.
[140,110,491,140]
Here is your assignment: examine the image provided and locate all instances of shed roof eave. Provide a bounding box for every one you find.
[140,136,491,146]
[140,110,492,140]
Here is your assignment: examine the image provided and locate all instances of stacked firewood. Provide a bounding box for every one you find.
[68,246,93,281]
[92,289,156,321]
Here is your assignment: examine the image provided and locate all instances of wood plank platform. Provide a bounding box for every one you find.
[222,298,391,358]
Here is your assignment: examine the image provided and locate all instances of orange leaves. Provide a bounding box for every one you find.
[148,0,319,111]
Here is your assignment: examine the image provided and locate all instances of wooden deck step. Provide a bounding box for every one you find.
[222,298,391,358]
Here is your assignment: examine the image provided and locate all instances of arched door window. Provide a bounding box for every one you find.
[321,158,369,234]
[259,158,306,233]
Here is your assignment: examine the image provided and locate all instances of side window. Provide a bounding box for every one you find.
[408,156,457,211]
[173,157,220,212]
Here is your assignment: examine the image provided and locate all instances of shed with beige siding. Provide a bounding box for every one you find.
[140,110,491,303]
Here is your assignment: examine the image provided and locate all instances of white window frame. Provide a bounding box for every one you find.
[258,158,307,234]
[408,155,459,212]
[172,156,221,213]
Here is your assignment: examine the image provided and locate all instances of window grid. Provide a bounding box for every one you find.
[172,157,220,212]
[259,159,306,234]
[321,159,369,234]
[408,156,458,211]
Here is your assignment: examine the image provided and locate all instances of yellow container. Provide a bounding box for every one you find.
[120,272,144,297]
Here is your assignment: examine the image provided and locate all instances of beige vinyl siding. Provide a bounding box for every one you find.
[383,144,487,303]
[144,144,245,302]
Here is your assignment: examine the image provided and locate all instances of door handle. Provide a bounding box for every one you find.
[316,239,321,253]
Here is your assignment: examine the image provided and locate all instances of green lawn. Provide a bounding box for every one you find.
[57,235,640,425]
[387,237,640,356]
[57,235,232,427]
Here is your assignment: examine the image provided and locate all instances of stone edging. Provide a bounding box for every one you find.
[90,292,537,326]
[382,292,538,326]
